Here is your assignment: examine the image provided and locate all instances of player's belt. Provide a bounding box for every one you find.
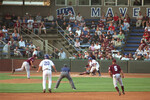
[44,68,51,71]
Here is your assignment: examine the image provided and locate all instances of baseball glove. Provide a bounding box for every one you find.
[32,65,37,68]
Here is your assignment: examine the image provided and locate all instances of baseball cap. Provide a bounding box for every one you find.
[88,57,92,60]
[44,54,49,59]
[112,59,116,63]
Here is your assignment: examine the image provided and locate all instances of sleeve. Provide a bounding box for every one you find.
[50,61,54,66]
[108,66,111,72]
[39,61,43,67]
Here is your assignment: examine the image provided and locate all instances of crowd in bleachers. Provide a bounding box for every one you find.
[0,12,51,58]
[56,11,150,61]
[1,11,150,60]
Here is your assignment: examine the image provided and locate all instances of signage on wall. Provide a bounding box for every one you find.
[91,7,150,17]
[56,6,76,16]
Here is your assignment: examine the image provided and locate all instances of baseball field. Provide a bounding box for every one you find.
[0,72,150,100]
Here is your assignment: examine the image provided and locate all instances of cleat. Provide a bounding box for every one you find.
[43,89,46,93]
[119,92,121,96]
[73,88,76,90]
[122,92,125,95]
[99,74,101,76]
[48,89,52,93]
[12,69,15,74]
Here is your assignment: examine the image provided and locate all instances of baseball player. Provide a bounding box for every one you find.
[37,54,57,93]
[108,59,125,96]
[54,64,76,90]
[12,55,37,79]
[88,57,101,76]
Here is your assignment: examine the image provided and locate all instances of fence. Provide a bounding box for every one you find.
[0,59,150,73]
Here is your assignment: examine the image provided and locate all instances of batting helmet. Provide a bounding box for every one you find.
[88,57,92,60]
[44,54,49,59]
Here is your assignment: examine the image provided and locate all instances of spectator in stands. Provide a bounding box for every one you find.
[11,13,17,23]
[145,23,150,33]
[68,31,74,42]
[58,48,67,59]
[50,21,56,30]
[98,20,104,30]
[100,13,106,25]
[143,46,149,55]
[95,27,102,35]
[62,22,67,30]
[133,0,141,6]
[84,51,89,59]
[121,54,130,60]
[14,20,21,34]
[128,53,134,60]
[119,13,124,21]
[52,48,59,59]
[107,27,114,35]
[75,27,81,37]
[33,20,40,34]
[69,14,76,23]
[82,34,89,44]
[91,33,99,43]
[73,21,78,30]
[21,19,27,32]
[64,27,70,37]
[144,55,150,61]
[143,31,150,42]
[89,43,95,52]
[80,17,86,27]
[27,21,33,34]
[117,17,123,27]
[114,38,122,48]
[39,22,46,34]
[36,13,42,23]
[4,13,12,27]
[90,21,96,30]
[98,35,104,44]
[94,42,101,51]
[117,31,125,41]
[67,24,72,32]
[112,31,118,40]
[44,13,54,22]
[29,43,36,49]
[136,54,143,60]
[74,33,80,41]
[18,38,25,49]
[136,46,144,55]
[83,27,88,35]
[25,47,30,57]
[136,11,143,28]
[74,39,80,49]
[32,48,38,56]
[14,46,22,57]
[106,13,113,26]
[113,52,122,59]
[76,13,82,22]
[108,22,115,31]
[0,30,4,42]
[123,19,130,32]
[142,13,149,28]
[2,42,10,54]
[113,13,119,26]
[106,31,112,41]
[2,26,9,41]
[124,14,130,24]
[139,40,147,50]
[27,17,34,24]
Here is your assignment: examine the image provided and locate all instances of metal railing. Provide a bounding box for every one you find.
[56,23,82,53]
[20,26,60,55]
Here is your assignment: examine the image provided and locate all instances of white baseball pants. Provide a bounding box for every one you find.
[113,74,123,87]
[15,61,30,78]
[43,70,52,90]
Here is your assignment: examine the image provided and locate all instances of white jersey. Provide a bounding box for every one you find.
[39,59,54,71]
[89,60,99,68]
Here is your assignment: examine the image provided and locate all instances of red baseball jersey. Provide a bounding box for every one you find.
[109,64,121,75]
[26,57,34,65]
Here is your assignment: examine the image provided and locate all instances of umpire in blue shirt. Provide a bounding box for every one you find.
[54,64,76,90]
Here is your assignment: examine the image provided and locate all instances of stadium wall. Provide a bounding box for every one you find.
[0,59,150,73]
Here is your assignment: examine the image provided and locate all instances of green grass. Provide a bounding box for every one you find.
[0,73,150,93]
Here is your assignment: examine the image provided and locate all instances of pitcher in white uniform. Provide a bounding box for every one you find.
[37,54,57,93]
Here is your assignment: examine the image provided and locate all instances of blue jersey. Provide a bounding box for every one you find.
[61,67,70,73]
